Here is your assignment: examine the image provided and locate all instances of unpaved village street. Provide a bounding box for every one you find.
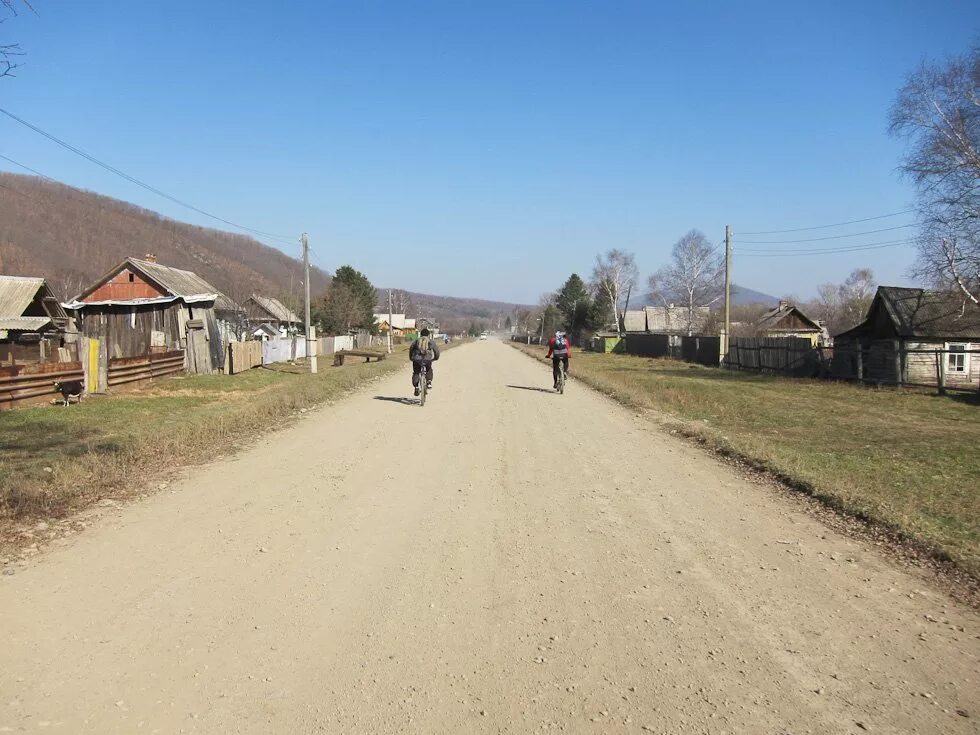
[1,341,977,734]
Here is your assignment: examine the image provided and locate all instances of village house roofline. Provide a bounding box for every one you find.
[70,257,241,313]
[756,302,822,332]
[835,286,980,340]
[248,295,301,324]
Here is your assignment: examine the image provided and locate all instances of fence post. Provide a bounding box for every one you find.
[935,350,946,396]
[894,339,903,386]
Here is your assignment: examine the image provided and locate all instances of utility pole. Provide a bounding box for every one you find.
[722,224,732,366]
[301,232,317,374]
[387,289,393,354]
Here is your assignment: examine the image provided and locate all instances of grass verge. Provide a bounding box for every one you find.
[0,344,445,536]
[513,342,980,581]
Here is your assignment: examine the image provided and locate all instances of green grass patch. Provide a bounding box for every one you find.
[514,343,980,578]
[0,349,421,529]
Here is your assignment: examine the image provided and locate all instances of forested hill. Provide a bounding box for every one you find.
[0,172,330,303]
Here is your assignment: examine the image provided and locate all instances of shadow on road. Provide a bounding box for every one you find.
[506,385,556,394]
[373,395,420,406]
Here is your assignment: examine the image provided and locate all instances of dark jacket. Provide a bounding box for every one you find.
[409,336,441,362]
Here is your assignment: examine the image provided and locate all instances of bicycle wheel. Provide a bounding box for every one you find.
[559,370,566,394]
[419,378,427,406]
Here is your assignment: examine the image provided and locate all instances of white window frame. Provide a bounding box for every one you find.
[946,342,970,374]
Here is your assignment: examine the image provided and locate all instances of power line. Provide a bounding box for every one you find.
[739,238,915,253]
[740,210,914,235]
[738,224,915,244]
[0,106,296,245]
[739,241,911,257]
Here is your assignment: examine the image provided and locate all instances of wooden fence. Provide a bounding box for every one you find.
[622,333,721,367]
[106,351,185,390]
[0,361,85,410]
[724,337,819,377]
[226,341,263,374]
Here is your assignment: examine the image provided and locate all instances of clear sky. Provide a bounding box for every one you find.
[1,0,978,303]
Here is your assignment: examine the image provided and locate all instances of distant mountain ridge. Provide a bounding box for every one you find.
[731,284,779,306]
[0,172,330,305]
[378,288,530,331]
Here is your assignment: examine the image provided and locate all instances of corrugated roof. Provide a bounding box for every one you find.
[249,295,301,324]
[128,258,240,313]
[0,316,51,331]
[0,275,45,319]
[878,286,980,339]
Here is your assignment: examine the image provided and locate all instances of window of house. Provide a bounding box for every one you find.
[947,343,969,373]
[128,273,135,283]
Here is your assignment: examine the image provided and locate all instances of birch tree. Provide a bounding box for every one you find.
[591,249,638,335]
[647,230,724,335]
[890,45,980,303]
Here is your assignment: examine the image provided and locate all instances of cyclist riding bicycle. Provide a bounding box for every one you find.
[410,328,441,397]
[546,330,570,390]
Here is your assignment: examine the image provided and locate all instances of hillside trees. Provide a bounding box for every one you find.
[890,45,980,304]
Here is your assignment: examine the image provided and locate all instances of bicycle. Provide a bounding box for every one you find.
[418,367,428,406]
[556,363,567,394]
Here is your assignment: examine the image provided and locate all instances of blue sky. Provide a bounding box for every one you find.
[1,0,978,303]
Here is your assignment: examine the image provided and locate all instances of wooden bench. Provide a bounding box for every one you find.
[333,350,387,367]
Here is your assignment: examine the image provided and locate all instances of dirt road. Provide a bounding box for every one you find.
[1,341,977,734]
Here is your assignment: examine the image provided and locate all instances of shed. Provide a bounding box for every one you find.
[833,286,980,389]
[0,275,74,363]
[756,301,825,345]
[66,256,233,374]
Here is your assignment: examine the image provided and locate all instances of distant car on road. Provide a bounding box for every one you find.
[479,332,489,340]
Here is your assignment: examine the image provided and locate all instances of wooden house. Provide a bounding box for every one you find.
[833,286,980,389]
[372,313,416,336]
[755,301,825,345]
[66,256,239,374]
[0,275,74,363]
[245,295,301,335]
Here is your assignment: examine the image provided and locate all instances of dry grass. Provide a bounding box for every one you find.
[513,343,980,578]
[0,351,416,533]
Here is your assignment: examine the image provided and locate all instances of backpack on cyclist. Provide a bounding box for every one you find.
[553,334,568,353]
[414,335,434,362]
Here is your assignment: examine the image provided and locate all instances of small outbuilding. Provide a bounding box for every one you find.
[833,286,980,389]
[0,275,74,363]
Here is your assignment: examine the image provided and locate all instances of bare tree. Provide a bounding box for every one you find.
[1,0,34,79]
[591,249,638,335]
[808,268,876,334]
[890,45,980,303]
[647,230,724,335]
